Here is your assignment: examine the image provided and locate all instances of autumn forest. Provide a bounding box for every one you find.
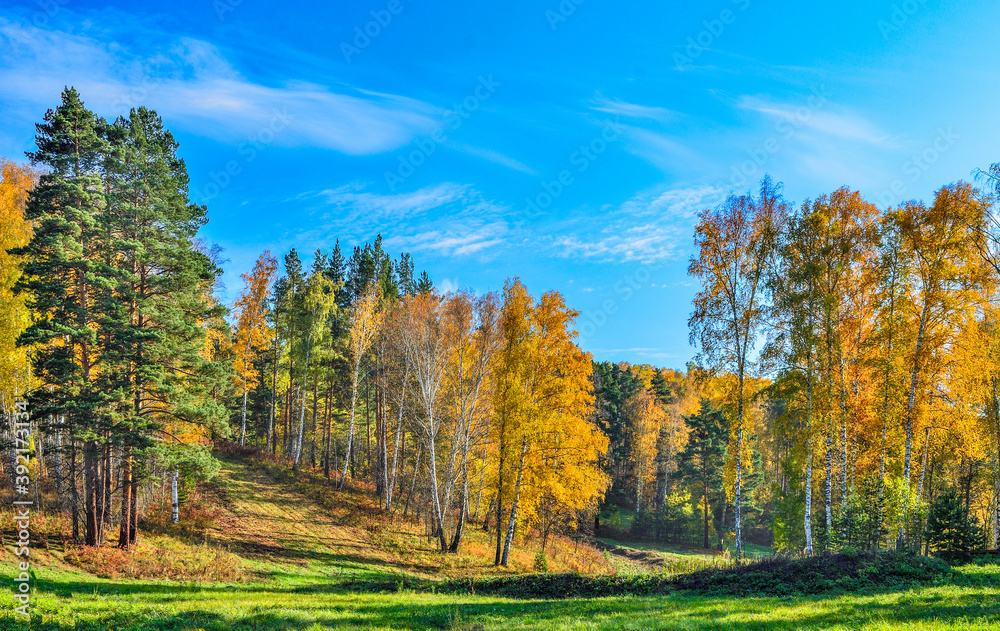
[4,86,1000,628]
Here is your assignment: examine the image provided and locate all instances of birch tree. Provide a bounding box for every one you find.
[689,177,786,558]
[397,291,451,550]
[894,183,987,546]
[339,282,383,488]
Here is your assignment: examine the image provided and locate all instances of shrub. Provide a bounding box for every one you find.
[533,551,550,573]
[65,537,245,582]
[831,478,884,552]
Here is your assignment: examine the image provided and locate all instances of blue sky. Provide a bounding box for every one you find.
[2,0,999,369]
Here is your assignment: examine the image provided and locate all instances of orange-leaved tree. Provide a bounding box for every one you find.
[491,279,607,565]
[232,251,278,445]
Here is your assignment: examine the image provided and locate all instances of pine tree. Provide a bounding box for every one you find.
[274,249,305,457]
[415,270,434,294]
[103,106,229,548]
[396,252,415,296]
[16,87,112,546]
[650,370,672,406]
[677,399,728,550]
[926,488,984,559]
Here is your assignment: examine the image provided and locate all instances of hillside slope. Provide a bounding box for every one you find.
[2,448,610,585]
[202,450,610,581]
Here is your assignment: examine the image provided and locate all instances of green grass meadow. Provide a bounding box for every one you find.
[3,564,1000,630]
[3,454,999,630]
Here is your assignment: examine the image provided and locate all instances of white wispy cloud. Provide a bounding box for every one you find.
[313,182,469,221]
[590,96,676,123]
[738,94,892,145]
[0,17,438,154]
[547,185,725,263]
[388,221,508,256]
[285,182,512,259]
[451,143,538,175]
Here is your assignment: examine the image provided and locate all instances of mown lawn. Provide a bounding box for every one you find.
[2,564,1000,630]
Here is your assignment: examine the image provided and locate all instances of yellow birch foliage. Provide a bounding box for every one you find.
[626,388,663,510]
[491,280,609,537]
[351,282,384,369]
[0,159,34,412]
[233,251,279,391]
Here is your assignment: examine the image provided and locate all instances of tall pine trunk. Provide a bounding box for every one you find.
[84,440,100,547]
[52,417,64,515]
[70,439,80,541]
[101,441,111,531]
[119,450,132,549]
[268,336,279,454]
[129,474,138,546]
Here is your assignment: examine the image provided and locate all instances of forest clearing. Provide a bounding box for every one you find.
[5,83,1000,631]
[2,446,999,630]
[5,1,1000,629]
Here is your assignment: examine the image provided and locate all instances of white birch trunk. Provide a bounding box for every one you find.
[339,357,362,489]
[171,469,179,524]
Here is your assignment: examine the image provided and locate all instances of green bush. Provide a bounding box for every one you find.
[533,551,550,573]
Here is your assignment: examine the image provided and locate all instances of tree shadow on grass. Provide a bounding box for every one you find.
[7,590,1000,631]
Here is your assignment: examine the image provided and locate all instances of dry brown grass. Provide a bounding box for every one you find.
[208,442,613,579]
[2,444,612,584]
[63,535,246,581]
